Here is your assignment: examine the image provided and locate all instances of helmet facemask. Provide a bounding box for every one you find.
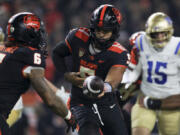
[145,12,174,50]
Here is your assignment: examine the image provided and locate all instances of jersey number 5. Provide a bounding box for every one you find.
[79,66,95,77]
[147,61,167,84]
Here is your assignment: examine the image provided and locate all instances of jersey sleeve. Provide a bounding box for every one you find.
[108,43,129,68]
[65,28,78,53]
[12,47,46,68]
[110,51,129,68]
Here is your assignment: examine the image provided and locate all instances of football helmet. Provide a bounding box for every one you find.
[145,12,174,49]
[6,12,47,52]
[90,4,122,50]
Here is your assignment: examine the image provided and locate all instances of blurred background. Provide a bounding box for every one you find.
[0,0,180,135]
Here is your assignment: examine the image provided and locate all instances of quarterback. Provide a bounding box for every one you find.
[130,12,180,135]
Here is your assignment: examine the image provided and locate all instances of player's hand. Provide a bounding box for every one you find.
[64,72,85,88]
[97,90,105,98]
[138,95,145,107]
[118,83,139,101]
[82,76,104,99]
[64,114,76,133]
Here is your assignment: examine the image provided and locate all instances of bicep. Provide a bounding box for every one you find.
[52,41,71,57]
[52,41,71,73]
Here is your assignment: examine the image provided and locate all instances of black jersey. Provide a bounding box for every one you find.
[0,45,45,118]
[54,27,128,104]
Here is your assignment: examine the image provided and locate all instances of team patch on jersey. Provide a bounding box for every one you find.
[75,28,90,42]
[79,48,85,57]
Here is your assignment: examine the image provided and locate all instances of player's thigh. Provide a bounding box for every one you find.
[158,110,180,135]
[0,115,10,135]
[131,103,156,132]
[101,104,128,135]
[71,105,100,128]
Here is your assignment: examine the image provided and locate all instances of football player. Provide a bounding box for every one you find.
[0,12,74,135]
[129,12,180,135]
[0,26,24,127]
[52,4,129,135]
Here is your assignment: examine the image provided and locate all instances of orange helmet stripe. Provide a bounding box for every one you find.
[98,5,108,27]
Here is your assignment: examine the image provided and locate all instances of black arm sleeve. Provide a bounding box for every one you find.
[52,40,71,73]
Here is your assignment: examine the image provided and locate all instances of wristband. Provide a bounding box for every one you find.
[65,110,71,120]
[104,82,112,93]
[143,96,162,110]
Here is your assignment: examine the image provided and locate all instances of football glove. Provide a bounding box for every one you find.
[64,114,76,133]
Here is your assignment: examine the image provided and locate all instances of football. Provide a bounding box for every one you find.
[83,76,104,98]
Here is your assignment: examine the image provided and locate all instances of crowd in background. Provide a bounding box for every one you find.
[0,0,180,135]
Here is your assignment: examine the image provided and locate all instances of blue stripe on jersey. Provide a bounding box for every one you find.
[135,35,143,52]
[174,41,180,55]
[140,36,143,51]
[135,37,139,51]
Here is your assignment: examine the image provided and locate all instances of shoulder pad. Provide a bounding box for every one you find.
[129,31,145,46]
[108,42,127,54]
[135,35,144,52]
[75,27,90,42]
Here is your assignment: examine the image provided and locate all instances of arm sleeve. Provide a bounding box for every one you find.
[13,47,46,68]
[111,51,129,67]
[52,40,71,73]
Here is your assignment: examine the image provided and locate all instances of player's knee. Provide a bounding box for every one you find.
[132,127,151,135]
[79,122,100,135]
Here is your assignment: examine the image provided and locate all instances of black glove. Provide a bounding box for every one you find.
[64,114,76,133]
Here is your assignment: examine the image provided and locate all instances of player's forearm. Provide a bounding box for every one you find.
[143,94,180,110]
[160,94,180,109]
[29,69,68,118]
[105,66,126,90]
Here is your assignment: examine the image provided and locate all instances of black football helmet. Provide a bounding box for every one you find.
[90,4,122,50]
[6,12,47,53]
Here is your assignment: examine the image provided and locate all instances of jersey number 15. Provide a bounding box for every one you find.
[147,61,167,84]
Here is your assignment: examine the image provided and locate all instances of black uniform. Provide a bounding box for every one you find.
[52,28,129,135]
[0,45,45,134]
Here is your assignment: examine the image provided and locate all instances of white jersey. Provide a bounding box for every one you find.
[135,35,180,99]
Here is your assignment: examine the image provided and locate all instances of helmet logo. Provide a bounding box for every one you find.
[112,8,122,24]
[23,15,40,30]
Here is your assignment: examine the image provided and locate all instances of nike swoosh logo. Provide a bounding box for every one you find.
[110,104,116,109]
